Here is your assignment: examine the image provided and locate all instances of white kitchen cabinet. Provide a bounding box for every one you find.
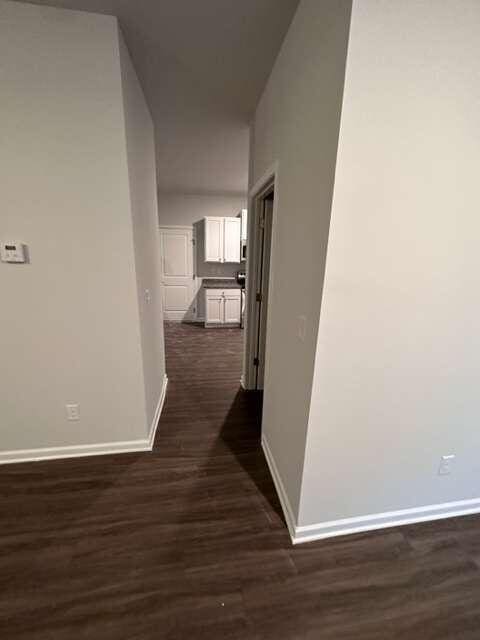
[205,288,241,326]
[204,217,240,263]
[204,217,224,263]
[223,218,241,262]
[240,209,248,241]
[223,290,242,324]
[205,291,223,324]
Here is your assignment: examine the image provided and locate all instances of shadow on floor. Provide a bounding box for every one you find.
[219,388,285,524]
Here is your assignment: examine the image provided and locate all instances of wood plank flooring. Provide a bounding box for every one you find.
[2,321,480,638]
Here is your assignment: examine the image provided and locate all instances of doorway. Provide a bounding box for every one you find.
[244,177,275,391]
[158,226,197,321]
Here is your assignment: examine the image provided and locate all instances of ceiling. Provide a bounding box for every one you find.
[18,0,300,195]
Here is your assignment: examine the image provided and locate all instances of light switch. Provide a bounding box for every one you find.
[438,454,455,476]
[66,404,80,421]
[1,242,26,263]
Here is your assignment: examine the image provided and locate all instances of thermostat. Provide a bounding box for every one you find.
[0,242,27,263]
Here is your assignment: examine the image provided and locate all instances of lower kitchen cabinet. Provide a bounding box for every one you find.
[205,289,241,326]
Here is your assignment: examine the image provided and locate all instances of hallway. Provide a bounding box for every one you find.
[2,323,480,639]
[0,323,290,640]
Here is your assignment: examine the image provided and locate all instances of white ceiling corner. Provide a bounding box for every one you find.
[15,0,300,195]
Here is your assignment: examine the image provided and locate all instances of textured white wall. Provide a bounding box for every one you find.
[0,1,155,451]
[250,0,352,518]
[300,0,480,526]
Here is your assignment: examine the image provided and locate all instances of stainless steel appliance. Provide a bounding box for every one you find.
[240,239,247,261]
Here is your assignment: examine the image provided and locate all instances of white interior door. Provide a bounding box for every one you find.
[159,227,195,321]
[254,195,274,389]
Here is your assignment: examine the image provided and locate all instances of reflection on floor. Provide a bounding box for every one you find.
[2,322,480,639]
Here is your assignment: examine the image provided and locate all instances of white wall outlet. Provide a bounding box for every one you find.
[66,404,80,421]
[297,315,307,342]
[438,454,455,476]
[0,241,26,263]
[144,288,151,303]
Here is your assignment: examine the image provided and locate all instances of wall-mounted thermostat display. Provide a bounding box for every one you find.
[0,242,27,263]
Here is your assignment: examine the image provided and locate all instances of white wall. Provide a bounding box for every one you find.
[300,0,480,528]
[119,29,166,430]
[157,192,246,227]
[0,1,163,456]
[249,0,352,517]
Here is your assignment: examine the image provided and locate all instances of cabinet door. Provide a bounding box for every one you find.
[223,291,241,324]
[240,209,248,241]
[204,217,224,263]
[205,290,223,324]
[223,218,241,263]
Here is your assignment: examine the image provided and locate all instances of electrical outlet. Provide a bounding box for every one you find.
[144,288,151,303]
[66,404,80,421]
[438,454,455,476]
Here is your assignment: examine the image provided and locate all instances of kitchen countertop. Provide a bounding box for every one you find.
[202,279,242,289]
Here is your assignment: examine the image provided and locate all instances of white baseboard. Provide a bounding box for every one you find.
[262,435,480,546]
[147,374,168,448]
[0,375,169,466]
[240,374,255,391]
[261,436,297,542]
[294,497,480,544]
[0,440,152,465]
[204,323,241,328]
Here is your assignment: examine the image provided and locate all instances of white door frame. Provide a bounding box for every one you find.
[158,225,199,322]
[243,162,279,390]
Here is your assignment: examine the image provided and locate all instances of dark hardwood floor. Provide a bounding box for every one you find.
[2,322,480,638]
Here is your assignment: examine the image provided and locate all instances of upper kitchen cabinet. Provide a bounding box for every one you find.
[204,217,224,262]
[240,209,248,241]
[224,218,241,262]
[239,209,247,261]
[204,216,241,263]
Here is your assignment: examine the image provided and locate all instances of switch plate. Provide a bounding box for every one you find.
[0,242,26,263]
[66,404,80,421]
[438,454,455,475]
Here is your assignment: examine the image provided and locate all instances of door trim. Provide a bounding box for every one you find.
[158,225,198,322]
[243,162,279,390]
